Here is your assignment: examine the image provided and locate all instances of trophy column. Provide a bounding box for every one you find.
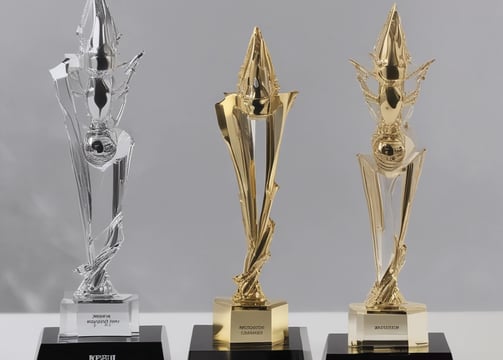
[189,28,311,360]
[36,1,169,359]
[323,5,452,360]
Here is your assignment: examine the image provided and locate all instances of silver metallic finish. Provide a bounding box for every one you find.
[51,0,142,301]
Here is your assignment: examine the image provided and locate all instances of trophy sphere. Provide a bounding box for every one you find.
[372,135,405,171]
[84,128,117,167]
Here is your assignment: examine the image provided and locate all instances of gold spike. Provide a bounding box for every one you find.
[373,4,410,76]
[237,27,280,116]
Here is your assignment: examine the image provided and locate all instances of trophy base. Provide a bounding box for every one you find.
[188,325,311,360]
[322,333,452,359]
[348,302,428,349]
[213,298,288,344]
[60,292,139,337]
[36,325,170,360]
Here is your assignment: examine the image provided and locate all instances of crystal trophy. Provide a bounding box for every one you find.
[189,28,310,360]
[323,6,450,360]
[37,1,169,358]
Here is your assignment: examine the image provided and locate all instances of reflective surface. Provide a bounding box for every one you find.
[50,0,142,301]
[213,298,288,344]
[189,325,311,360]
[36,326,169,360]
[348,302,428,349]
[60,293,139,338]
[350,5,433,310]
[215,28,298,307]
[323,333,452,359]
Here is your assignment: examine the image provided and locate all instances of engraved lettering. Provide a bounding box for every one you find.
[86,314,120,328]
[374,325,400,330]
[239,325,264,336]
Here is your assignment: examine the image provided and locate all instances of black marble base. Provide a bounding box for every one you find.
[323,333,453,360]
[36,325,170,360]
[188,325,311,360]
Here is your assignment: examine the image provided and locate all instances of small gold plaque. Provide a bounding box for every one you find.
[348,302,428,350]
[213,298,288,344]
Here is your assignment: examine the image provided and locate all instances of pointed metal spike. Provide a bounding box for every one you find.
[373,4,410,71]
[237,27,280,116]
[81,0,119,71]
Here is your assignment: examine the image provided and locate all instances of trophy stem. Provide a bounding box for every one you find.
[86,232,96,267]
[359,151,425,308]
[72,137,133,300]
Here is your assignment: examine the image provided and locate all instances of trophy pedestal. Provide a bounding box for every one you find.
[36,325,170,360]
[348,302,428,349]
[188,325,311,360]
[60,292,139,338]
[213,298,288,344]
[323,333,452,359]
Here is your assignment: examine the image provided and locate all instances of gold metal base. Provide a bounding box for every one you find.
[348,302,428,349]
[213,298,288,344]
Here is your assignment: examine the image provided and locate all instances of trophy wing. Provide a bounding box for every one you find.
[215,95,258,247]
[404,60,435,107]
[51,60,92,240]
[397,150,426,245]
[111,52,144,126]
[358,155,384,279]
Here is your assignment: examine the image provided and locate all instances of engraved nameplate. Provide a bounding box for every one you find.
[363,312,408,341]
[231,310,272,343]
[77,303,130,337]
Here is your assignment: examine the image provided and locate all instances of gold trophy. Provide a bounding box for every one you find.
[213,27,297,345]
[348,5,434,350]
[189,29,309,359]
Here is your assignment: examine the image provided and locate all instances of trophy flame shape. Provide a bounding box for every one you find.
[350,5,433,308]
[50,0,142,301]
[216,27,298,307]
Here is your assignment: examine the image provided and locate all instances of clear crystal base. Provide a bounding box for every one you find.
[59,292,139,338]
[348,302,428,349]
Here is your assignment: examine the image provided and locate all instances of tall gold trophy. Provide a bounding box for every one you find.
[213,27,297,346]
[348,5,434,350]
[189,28,310,360]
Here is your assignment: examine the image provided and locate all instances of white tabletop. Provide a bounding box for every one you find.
[0,312,499,359]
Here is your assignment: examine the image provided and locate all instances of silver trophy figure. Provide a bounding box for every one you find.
[50,0,142,337]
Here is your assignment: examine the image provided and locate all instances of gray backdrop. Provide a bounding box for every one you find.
[1,0,501,312]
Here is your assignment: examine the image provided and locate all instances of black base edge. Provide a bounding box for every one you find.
[323,333,453,360]
[36,325,170,360]
[188,325,312,360]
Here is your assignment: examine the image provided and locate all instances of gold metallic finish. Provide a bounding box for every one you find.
[216,27,298,307]
[348,302,428,349]
[237,28,280,117]
[350,5,433,310]
[213,298,288,345]
[358,151,425,307]
[350,4,433,173]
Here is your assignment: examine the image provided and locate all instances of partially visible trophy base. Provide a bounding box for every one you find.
[36,325,170,360]
[188,325,311,360]
[348,302,428,349]
[213,298,288,344]
[322,333,452,360]
[60,292,139,338]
